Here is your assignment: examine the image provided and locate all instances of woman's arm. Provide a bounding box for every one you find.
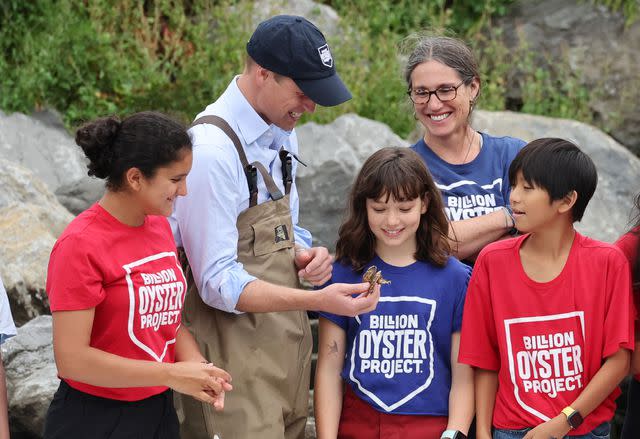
[52,309,231,405]
[174,325,207,363]
[173,325,231,410]
[449,209,512,260]
[314,317,347,439]
[446,332,474,435]
[475,368,498,439]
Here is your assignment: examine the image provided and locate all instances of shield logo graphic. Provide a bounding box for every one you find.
[504,311,585,421]
[123,251,186,362]
[349,296,436,412]
[317,44,333,68]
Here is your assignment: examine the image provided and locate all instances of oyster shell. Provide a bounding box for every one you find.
[362,265,390,296]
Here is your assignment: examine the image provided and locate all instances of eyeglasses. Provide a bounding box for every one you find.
[407,80,466,105]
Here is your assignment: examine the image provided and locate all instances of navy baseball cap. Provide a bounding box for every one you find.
[247,15,352,107]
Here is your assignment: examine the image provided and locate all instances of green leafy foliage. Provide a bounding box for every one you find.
[0,0,626,137]
[591,0,638,26]
[0,0,250,126]
[310,0,520,134]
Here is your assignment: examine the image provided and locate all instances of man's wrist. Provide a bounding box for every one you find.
[309,287,325,312]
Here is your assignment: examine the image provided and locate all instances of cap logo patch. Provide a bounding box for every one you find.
[317,44,333,68]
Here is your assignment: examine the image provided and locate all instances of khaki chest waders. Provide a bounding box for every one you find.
[176,116,312,439]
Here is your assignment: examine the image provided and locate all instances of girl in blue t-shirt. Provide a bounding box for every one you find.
[314,147,473,439]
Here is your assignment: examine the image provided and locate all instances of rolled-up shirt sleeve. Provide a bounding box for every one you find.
[171,127,255,314]
[293,224,312,249]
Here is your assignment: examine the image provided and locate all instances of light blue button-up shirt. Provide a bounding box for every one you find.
[169,78,312,314]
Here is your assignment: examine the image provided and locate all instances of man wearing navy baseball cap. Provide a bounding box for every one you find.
[172,14,378,439]
[247,15,352,107]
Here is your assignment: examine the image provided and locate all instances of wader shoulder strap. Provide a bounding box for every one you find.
[191,115,249,167]
[190,115,283,206]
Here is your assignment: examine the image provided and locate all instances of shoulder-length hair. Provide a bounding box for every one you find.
[335,147,450,271]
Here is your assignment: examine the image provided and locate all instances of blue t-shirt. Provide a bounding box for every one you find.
[320,256,471,415]
[411,133,525,221]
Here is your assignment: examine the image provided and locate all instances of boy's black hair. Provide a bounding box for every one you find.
[508,138,597,222]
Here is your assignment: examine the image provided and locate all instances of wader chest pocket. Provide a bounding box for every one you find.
[251,217,294,256]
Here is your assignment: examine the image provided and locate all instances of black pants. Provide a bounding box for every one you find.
[43,380,180,439]
[621,378,640,439]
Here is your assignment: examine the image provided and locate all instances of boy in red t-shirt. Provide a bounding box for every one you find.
[459,138,633,439]
[616,192,640,439]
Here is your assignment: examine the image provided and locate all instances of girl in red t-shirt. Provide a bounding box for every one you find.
[618,192,640,439]
[43,112,232,439]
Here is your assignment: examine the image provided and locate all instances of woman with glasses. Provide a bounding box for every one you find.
[404,35,526,262]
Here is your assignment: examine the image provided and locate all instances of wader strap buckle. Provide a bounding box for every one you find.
[278,149,307,195]
[245,165,259,207]
[279,150,293,195]
[250,161,283,202]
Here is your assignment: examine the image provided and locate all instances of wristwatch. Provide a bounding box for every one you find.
[503,205,518,236]
[441,430,467,439]
[561,406,584,429]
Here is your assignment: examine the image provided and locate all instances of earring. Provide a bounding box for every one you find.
[413,112,418,121]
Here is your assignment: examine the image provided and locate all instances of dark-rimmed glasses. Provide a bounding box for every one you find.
[407,80,466,105]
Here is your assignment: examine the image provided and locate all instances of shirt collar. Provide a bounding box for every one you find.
[225,76,291,150]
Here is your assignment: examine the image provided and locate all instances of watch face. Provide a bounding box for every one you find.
[568,411,584,428]
[453,432,467,439]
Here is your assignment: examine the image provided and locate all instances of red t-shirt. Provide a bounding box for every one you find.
[459,232,633,435]
[46,203,187,401]
[615,227,640,380]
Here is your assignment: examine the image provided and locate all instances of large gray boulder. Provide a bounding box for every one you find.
[0,159,75,232]
[471,110,639,243]
[297,114,409,249]
[0,110,85,192]
[297,111,639,249]
[497,0,640,155]
[54,176,104,215]
[4,316,57,439]
[0,159,73,325]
